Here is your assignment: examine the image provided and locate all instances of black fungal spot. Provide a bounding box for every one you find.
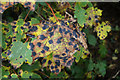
[55,60,60,66]
[54,55,59,58]
[42,24,49,30]
[41,50,45,53]
[67,60,71,66]
[52,70,55,73]
[88,17,91,20]
[49,32,54,37]
[20,55,22,58]
[20,26,24,29]
[65,48,69,53]
[56,69,59,73]
[70,38,75,42]
[55,65,57,68]
[68,42,73,45]
[12,26,16,28]
[49,40,53,44]
[59,27,62,33]
[48,60,52,64]
[48,27,53,32]
[54,25,58,30]
[43,46,49,51]
[37,42,41,47]
[32,52,36,56]
[51,66,54,69]
[39,35,46,40]
[42,59,46,64]
[95,15,98,18]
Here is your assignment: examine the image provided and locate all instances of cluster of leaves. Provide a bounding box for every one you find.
[0,1,113,80]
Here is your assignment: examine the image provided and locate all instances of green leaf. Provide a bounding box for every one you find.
[8,41,32,69]
[87,59,95,71]
[31,18,40,25]
[98,44,107,58]
[95,61,107,77]
[74,2,92,27]
[21,61,41,72]
[39,2,47,6]
[0,68,2,79]
[50,71,68,78]
[16,19,24,26]
[73,47,84,62]
[11,74,18,78]
[2,66,10,78]
[20,70,42,79]
[88,34,97,46]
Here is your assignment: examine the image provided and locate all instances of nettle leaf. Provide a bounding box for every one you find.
[95,61,107,77]
[19,70,42,78]
[88,34,97,46]
[2,66,10,78]
[50,71,68,78]
[87,59,95,71]
[98,44,107,58]
[7,41,32,69]
[21,61,41,72]
[95,21,111,40]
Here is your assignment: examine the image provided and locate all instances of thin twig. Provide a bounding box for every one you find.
[34,11,45,20]
[112,70,120,78]
[24,38,29,43]
[12,69,20,78]
[24,9,31,21]
[45,2,59,22]
[38,71,50,78]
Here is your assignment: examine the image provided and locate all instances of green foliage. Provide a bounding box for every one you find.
[50,71,68,78]
[2,66,10,78]
[7,41,32,69]
[21,61,41,72]
[88,34,97,46]
[98,43,108,58]
[19,70,42,79]
[95,61,107,77]
[74,2,89,27]
[1,1,114,80]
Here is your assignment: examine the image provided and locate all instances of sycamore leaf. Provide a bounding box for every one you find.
[7,41,32,69]
[74,2,93,27]
[74,2,88,27]
[2,66,10,78]
[95,21,111,40]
